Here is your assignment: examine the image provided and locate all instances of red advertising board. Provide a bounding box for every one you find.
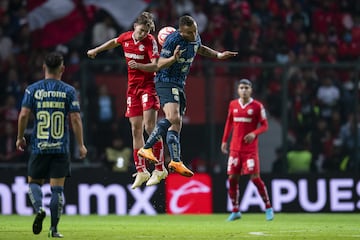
[165,173,213,214]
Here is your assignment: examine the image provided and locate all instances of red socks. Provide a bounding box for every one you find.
[133,149,146,172]
[252,177,272,209]
[228,177,239,212]
[152,141,164,171]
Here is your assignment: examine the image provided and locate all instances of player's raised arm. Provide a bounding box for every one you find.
[197,45,238,59]
[87,38,119,59]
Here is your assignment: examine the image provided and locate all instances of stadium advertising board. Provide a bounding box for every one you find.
[165,173,213,214]
[0,169,359,215]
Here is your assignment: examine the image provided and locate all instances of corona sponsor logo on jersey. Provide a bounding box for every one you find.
[34,89,66,100]
[124,52,145,60]
[166,174,212,214]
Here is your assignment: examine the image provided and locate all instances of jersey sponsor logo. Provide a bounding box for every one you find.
[37,141,63,150]
[34,89,66,100]
[161,48,172,56]
[233,117,252,122]
[166,174,212,214]
[178,56,194,64]
[124,52,145,60]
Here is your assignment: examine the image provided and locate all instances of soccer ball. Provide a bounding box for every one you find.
[157,26,176,46]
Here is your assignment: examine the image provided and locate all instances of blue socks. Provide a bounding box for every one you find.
[144,119,171,149]
[167,130,180,162]
[28,183,64,232]
[50,186,64,232]
[28,183,43,212]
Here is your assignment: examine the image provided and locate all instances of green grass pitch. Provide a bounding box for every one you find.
[0,213,359,239]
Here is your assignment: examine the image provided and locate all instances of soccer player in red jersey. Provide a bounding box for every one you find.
[221,79,274,221]
[87,12,167,189]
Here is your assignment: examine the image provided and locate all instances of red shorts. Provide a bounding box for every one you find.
[226,150,260,175]
[125,87,160,118]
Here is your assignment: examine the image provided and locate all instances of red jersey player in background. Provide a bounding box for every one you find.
[87,12,167,189]
[221,79,274,221]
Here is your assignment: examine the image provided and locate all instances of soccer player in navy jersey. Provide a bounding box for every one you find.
[87,12,167,189]
[16,52,87,237]
[138,15,238,177]
[221,79,274,221]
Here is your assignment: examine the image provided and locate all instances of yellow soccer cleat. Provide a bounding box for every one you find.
[138,147,159,164]
[168,160,194,177]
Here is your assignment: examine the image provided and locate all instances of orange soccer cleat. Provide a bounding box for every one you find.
[168,160,194,177]
[137,147,159,164]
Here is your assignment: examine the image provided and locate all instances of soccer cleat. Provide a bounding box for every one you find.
[227,211,241,221]
[137,148,159,164]
[168,160,194,177]
[32,208,46,235]
[48,230,64,238]
[131,171,150,189]
[265,208,274,221]
[146,168,168,186]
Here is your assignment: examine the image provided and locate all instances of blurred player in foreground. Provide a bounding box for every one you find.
[138,15,237,177]
[16,52,87,237]
[221,79,274,221]
[87,12,167,189]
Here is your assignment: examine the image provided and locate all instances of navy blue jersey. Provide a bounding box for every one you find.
[155,30,201,88]
[21,79,80,154]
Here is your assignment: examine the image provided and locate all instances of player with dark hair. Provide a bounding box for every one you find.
[138,15,237,177]
[16,51,87,237]
[87,12,167,188]
[221,79,274,221]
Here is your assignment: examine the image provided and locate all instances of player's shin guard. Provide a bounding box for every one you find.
[252,177,272,209]
[167,130,180,162]
[152,140,164,171]
[228,177,239,212]
[50,186,64,232]
[144,119,171,149]
[29,183,43,212]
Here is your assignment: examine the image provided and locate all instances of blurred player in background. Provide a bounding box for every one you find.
[16,52,87,237]
[87,12,167,189]
[221,79,274,221]
[138,15,237,177]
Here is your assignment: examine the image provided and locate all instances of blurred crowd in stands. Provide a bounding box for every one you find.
[0,0,359,174]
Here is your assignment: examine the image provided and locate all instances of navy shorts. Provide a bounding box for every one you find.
[155,83,187,116]
[28,153,71,179]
